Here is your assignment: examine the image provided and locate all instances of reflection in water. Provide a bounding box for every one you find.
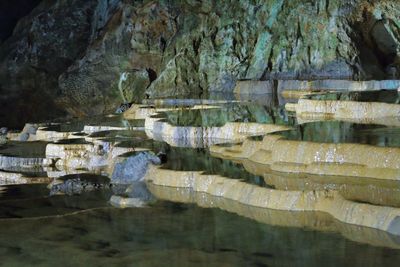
[144,165,400,236]
[148,183,400,250]
[282,121,400,148]
[1,93,400,265]
[287,91,400,125]
[242,159,400,208]
[1,199,400,267]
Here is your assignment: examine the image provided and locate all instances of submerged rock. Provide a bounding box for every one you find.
[110,181,156,208]
[111,151,162,184]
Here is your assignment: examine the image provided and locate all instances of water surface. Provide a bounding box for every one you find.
[1,94,400,266]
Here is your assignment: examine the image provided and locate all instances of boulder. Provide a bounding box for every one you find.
[20,124,39,141]
[111,151,161,184]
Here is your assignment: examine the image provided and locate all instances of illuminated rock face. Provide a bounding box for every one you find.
[145,118,290,148]
[233,81,275,94]
[2,0,400,128]
[0,170,50,185]
[288,99,400,120]
[278,80,400,92]
[212,134,400,180]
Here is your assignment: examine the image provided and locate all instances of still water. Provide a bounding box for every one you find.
[0,185,400,267]
[1,92,400,266]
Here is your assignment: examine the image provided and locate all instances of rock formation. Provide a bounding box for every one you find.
[111,151,161,184]
[1,0,400,127]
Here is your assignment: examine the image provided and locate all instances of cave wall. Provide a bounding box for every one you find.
[0,0,400,127]
[0,0,42,44]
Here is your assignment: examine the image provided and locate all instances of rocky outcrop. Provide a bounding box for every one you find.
[1,0,400,126]
[0,0,121,127]
[0,0,41,43]
[111,151,161,184]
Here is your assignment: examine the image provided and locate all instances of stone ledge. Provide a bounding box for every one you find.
[233,80,275,94]
[144,165,400,236]
[278,80,400,92]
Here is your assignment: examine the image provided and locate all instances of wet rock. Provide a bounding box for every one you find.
[0,170,25,185]
[111,152,161,184]
[0,127,8,135]
[145,165,400,236]
[145,116,290,148]
[49,174,111,196]
[1,0,400,123]
[388,216,400,236]
[211,133,400,181]
[0,170,50,185]
[233,81,275,94]
[289,97,400,121]
[0,155,49,169]
[277,80,400,92]
[0,0,121,127]
[46,143,108,170]
[115,103,132,114]
[18,123,39,141]
[0,128,6,145]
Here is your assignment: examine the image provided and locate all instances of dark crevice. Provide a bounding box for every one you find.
[160,36,167,53]
[146,68,158,83]
[232,37,237,51]
[192,37,201,56]
[262,49,275,80]
[307,46,311,66]
[350,10,399,79]
[325,0,330,15]
[210,27,218,47]
[296,19,303,46]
